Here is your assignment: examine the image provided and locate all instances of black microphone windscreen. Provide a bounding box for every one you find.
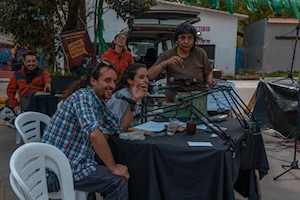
[115,92,122,99]
[152,86,158,93]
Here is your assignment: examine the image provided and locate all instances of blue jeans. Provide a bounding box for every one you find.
[74,165,128,200]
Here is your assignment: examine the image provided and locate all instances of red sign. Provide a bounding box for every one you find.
[60,29,96,71]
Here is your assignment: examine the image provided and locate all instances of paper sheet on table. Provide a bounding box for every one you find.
[133,121,169,132]
[196,123,214,130]
[187,141,213,147]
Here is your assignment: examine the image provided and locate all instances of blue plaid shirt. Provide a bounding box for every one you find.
[42,87,122,181]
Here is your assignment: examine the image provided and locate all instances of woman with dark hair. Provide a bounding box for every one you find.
[148,22,216,102]
[107,63,148,122]
[100,33,134,78]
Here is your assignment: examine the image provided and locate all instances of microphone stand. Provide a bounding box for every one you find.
[273,84,300,180]
[273,20,300,84]
[217,85,263,137]
[184,85,261,136]
[183,102,237,156]
[219,86,250,129]
[175,88,235,142]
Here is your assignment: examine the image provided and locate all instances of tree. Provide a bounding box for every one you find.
[106,0,157,21]
[169,0,300,18]
[1,0,299,66]
[167,0,297,47]
[62,0,86,32]
[0,0,61,53]
[0,0,87,68]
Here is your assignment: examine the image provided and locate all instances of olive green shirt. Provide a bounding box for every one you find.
[153,46,212,101]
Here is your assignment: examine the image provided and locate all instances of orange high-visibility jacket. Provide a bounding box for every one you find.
[7,66,50,108]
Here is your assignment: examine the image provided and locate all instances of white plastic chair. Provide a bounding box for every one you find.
[10,172,97,200]
[15,111,51,144]
[14,112,103,200]
[9,142,76,200]
[9,172,24,200]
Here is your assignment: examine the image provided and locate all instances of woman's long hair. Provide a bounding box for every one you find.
[115,63,147,92]
[110,33,126,60]
[62,61,116,100]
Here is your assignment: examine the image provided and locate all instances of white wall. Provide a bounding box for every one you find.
[86,1,127,44]
[102,2,127,43]
[194,11,238,76]
[86,0,96,42]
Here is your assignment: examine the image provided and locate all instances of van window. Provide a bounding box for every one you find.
[128,42,154,60]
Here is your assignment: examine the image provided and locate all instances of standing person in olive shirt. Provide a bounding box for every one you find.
[101,34,134,78]
[148,23,217,102]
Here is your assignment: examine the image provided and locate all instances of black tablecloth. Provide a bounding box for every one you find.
[253,80,298,138]
[109,119,269,200]
[27,95,59,117]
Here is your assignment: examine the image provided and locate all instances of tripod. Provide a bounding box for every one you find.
[273,84,300,180]
[273,21,300,83]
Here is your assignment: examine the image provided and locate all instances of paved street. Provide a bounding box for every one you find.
[1,80,300,200]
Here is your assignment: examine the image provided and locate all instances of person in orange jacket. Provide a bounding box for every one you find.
[100,34,134,78]
[6,52,51,113]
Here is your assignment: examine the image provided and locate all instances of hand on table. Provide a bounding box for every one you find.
[44,82,51,92]
[207,78,217,87]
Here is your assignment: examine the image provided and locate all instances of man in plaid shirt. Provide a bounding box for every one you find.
[42,61,148,200]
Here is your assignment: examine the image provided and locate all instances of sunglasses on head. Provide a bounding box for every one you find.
[91,60,113,74]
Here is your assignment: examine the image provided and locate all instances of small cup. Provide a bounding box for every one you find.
[167,118,179,136]
[186,121,197,135]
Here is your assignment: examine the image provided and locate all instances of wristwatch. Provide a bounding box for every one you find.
[160,62,166,70]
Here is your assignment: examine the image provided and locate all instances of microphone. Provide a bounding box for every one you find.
[115,93,137,105]
[169,77,197,85]
[148,85,177,93]
[169,77,192,83]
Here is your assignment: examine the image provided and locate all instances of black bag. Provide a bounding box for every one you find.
[46,169,60,192]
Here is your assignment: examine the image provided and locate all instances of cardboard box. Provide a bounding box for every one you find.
[163,92,207,119]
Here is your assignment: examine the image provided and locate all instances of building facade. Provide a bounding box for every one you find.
[87,0,247,76]
[244,18,300,72]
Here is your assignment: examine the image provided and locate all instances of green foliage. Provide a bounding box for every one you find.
[169,0,296,48]
[95,0,109,56]
[47,65,73,76]
[179,0,300,18]
[106,0,157,21]
[0,0,57,51]
[0,0,69,71]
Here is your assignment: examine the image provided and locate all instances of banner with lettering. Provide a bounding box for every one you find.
[60,29,96,71]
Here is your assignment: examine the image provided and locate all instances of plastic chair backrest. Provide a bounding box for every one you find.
[9,142,75,200]
[15,111,51,143]
[9,172,24,200]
